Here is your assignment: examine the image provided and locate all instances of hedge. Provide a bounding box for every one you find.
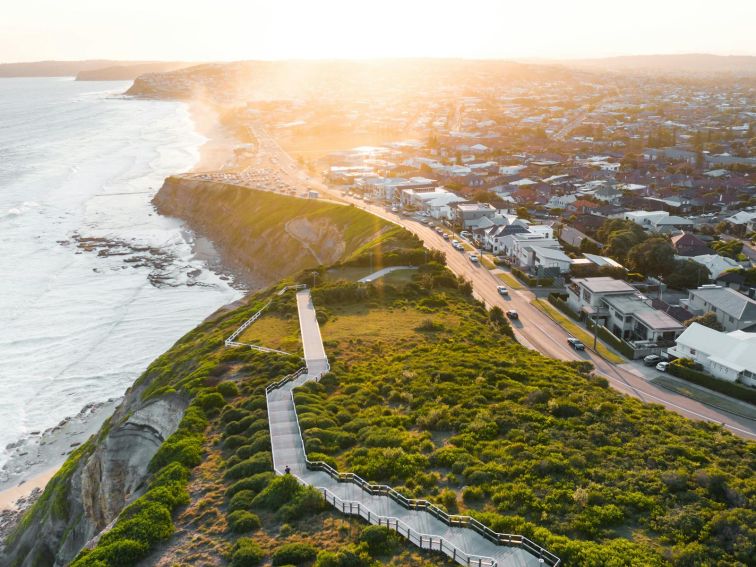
[547,294,580,320]
[511,267,554,287]
[669,361,756,405]
[586,320,635,359]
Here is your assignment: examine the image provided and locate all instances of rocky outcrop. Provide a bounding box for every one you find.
[1,385,188,567]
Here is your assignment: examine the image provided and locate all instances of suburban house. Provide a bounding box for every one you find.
[623,210,694,232]
[687,254,742,278]
[545,194,577,210]
[682,285,756,332]
[567,277,685,345]
[671,232,711,257]
[400,187,466,219]
[667,323,756,386]
[558,225,603,250]
[452,202,498,229]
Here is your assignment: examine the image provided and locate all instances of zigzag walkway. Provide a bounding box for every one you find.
[266,289,558,567]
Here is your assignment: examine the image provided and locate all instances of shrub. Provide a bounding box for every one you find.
[252,474,301,510]
[196,392,226,413]
[277,486,328,521]
[271,542,318,565]
[226,472,276,499]
[217,381,240,398]
[149,436,203,471]
[229,489,257,511]
[70,539,149,567]
[358,525,399,555]
[231,537,265,567]
[227,510,261,533]
[225,452,273,480]
[99,501,173,547]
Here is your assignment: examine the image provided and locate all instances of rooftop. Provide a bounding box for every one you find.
[573,277,636,294]
[689,285,756,320]
[675,323,756,373]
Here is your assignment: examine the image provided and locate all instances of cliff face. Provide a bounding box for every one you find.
[1,384,187,567]
[153,177,390,288]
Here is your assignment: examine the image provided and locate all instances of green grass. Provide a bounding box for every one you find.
[296,284,755,567]
[531,299,625,364]
[496,271,523,290]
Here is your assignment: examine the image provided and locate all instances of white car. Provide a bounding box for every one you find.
[469,254,479,263]
[497,286,508,295]
[656,361,669,372]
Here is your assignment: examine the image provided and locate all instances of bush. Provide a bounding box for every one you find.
[227,510,261,533]
[70,539,149,567]
[225,452,273,480]
[669,360,756,404]
[226,472,276,499]
[271,542,318,565]
[277,485,328,521]
[229,489,257,511]
[252,474,301,510]
[218,381,240,398]
[99,501,173,547]
[149,436,203,471]
[358,525,399,555]
[231,537,265,567]
[196,392,226,413]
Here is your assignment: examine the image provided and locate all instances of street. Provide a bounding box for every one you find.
[250,124,756,440]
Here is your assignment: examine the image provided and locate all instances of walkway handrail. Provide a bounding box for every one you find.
[317,488,499,567]
[225,284,307,348]
[281,383,560,567]
[265,366,308,394]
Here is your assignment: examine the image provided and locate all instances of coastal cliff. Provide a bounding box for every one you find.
[1,378,188,566]
[153,177,391,288]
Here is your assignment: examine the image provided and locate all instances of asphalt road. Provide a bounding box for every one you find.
[250,123,756,440]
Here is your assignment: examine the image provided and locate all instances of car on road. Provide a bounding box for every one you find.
[469,254,479,263]
[391,206,398,213]
[656,361,669,372]
[506,310,518,319]
[567,337,585,351]
[453,242,464,251]
[497,286,509,295]
[643,355,661,367]
[442,233,450,240]
[460,231,471,239]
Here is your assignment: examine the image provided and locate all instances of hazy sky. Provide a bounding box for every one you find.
[2,0,755,63]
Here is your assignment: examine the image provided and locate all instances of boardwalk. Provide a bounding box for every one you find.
[267,289,553,567]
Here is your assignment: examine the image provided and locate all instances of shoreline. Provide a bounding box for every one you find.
[0,94,245,526]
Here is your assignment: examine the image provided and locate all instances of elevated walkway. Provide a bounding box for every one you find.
[266,288,560,567]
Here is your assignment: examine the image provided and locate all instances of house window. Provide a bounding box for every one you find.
[729,315,735,323]
[690,349,696,355]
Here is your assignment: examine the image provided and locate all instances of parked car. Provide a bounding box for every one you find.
[453,243,464,251]
[469,254,479,263]
[656,361,669,372]
[460,231,471,238]
[442,233,450,240]
[497,286,509,295]
[567,337,585,351]
[506,310,519,319]
[643,355,661,367]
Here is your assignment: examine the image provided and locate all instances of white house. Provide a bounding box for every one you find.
[683,285,756,332]
[567,277,684,344]
[546,194,577,210]
[667,323,756,386]
[725,211,756,225]
[686,254,742,279]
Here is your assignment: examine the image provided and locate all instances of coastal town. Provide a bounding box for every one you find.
[133,61,756,407]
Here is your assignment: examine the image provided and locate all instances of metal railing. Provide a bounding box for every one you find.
[319,490,498,567]
[265,377,560,567]
[225,284,307,349]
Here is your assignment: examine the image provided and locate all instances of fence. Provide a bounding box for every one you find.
[277,381,561,567]
[225,284,307,349]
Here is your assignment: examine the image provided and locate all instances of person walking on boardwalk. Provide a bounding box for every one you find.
[284,465,291,474]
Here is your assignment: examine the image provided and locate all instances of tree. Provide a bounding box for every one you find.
[516,207,531,220]
[666,260,711,290]
[626,238,675,277]
[711,239,743,260]
[685,311,724,332]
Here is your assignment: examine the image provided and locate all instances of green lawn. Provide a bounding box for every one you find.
[531,299,625,364]
[496,271,523,290]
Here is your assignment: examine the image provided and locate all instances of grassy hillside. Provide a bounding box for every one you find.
[153,179,399,287]
[6,225,753,567]
[295,283,755,566]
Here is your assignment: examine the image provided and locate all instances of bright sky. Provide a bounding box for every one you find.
[1,0,755,63]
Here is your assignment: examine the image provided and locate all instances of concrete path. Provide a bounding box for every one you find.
[357,266,417,283]
[267,289,549,567]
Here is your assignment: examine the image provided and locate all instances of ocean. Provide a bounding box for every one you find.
[0,78,242,466]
